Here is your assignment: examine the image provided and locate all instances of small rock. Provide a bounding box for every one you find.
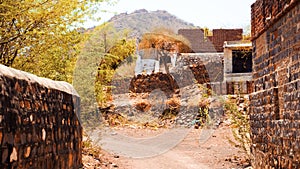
[10,147,18,162]
[112,163,118,168]
[111,132,117,136]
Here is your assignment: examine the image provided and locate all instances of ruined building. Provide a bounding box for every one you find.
[250,0,300,168]
[128,27,253,96]
[224,40,253,94]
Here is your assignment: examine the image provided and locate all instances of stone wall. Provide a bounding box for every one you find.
[250,0,300,168]
[181,53,224,84]
[0,65,82,168]
[129,73,179,98]
[178,29,243,52]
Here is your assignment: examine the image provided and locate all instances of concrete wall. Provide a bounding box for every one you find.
[250,0,300,168]
[0,65,82,168]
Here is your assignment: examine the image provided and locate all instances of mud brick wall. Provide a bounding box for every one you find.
[251,0,296,39]
[178,29,243,52]
[0,65,82,169]
[112,77,132,94]
[250,1,300,168]
[178,29,203,52]
[177,29,215,53]
[212,29,243,52]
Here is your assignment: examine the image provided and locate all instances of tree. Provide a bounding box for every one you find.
[95,38,136,107]
[72,23,135,127]
[0,0,108,83]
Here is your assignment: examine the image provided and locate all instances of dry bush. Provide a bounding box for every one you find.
[82,136,102,157]
[157,96,181,121]
[166,96,181,110]
[134,99,151,112]
[158,108,178,123]
[104,113,128,126]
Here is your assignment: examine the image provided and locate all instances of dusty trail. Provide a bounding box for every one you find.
[88,123,249,169]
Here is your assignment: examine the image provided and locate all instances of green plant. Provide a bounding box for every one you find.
[193,84,214,128]
[95,38,136,108]
[224,95,251,161]
[82,136,102,157]
[196,83,251,162]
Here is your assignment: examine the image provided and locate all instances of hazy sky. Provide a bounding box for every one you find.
[87,0,256,29]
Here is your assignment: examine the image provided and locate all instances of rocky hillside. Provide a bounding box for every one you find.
[108,9,195,37]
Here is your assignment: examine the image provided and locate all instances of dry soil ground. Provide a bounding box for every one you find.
[83,121,251,169]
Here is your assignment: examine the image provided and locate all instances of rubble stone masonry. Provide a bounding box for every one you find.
[251,0,300,168]
[0,65,82,168]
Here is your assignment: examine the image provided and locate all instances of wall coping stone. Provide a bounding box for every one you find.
[0,64,79,96]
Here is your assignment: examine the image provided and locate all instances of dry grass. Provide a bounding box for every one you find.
[134,99,151,112]
[166,96,181,110]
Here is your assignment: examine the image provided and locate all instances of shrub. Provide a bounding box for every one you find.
[224,95,252,162]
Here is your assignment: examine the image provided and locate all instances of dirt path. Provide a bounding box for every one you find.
[117,124,249,169]
[87,122,250,169]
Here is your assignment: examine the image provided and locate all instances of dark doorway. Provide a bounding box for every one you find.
[232,50,252,73]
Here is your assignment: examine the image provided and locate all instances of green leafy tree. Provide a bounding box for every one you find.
[95,38,136,107]
[73,23,135,127]
[0,0,109,83]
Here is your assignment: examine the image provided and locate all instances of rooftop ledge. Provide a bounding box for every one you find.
[223,41,252,48]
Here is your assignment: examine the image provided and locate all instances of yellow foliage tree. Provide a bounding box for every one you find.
[95,38,136,107]
[0,0,109,83]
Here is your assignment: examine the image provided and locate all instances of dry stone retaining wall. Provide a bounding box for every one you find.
[0,64,82,168]
[250,0,300,168]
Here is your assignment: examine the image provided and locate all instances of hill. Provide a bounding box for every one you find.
[107,9,195,37]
